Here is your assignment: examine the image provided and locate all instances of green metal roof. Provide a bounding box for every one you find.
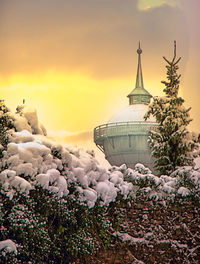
[128,86,152,97]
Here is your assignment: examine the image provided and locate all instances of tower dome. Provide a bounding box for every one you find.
[108,104,155,123]
[94,43,157,171]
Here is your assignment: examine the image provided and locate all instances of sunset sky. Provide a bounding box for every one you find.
[0,0,200,151]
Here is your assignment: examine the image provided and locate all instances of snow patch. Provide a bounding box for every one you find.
[177,187,190,197]
[0,239,17,254]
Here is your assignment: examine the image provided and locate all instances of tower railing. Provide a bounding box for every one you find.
[94,121,157,142]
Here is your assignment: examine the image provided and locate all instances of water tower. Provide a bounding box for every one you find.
[94,43,157,170]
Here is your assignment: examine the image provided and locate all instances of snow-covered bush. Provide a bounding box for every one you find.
[0,100,14,157]
[124,163,200,202]
[0,126,125,262]
[0,105,135,262]
[0,128,134,208]
[0,101,199,263]
[14,103,47,136]
[0,239,18,264]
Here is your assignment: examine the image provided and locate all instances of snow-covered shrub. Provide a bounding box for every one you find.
[0,190,53,263]
[0,100,14,157]
[0,101,199,263]
[123,163,200,202]
[171,166,200,200]
[65,228,99,257]
[14,103,47,136]
[0,239,18,264]
[0,118,135,262]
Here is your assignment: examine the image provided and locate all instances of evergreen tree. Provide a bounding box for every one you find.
[0,100,14,157]
[145,41,199,175]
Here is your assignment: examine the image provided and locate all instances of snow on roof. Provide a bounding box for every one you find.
[108,104,156,123]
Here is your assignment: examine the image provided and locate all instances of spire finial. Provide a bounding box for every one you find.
[137,41,142,54]
[135,41,143,88]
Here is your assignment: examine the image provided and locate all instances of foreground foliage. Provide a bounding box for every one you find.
[0,100,199,263]
[0,187,113,263]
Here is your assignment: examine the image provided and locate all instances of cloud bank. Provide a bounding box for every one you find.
[0,0,188,79]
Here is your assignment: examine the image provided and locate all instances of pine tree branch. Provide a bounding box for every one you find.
[174,57,181,66]
[177,74,181,79]
[163,41,181,66]
[163,56,171,65]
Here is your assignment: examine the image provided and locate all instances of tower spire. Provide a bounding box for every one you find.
[135,41,144,89]
[127,42,152,105]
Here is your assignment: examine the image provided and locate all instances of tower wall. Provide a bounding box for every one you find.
[94,122,157,172]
